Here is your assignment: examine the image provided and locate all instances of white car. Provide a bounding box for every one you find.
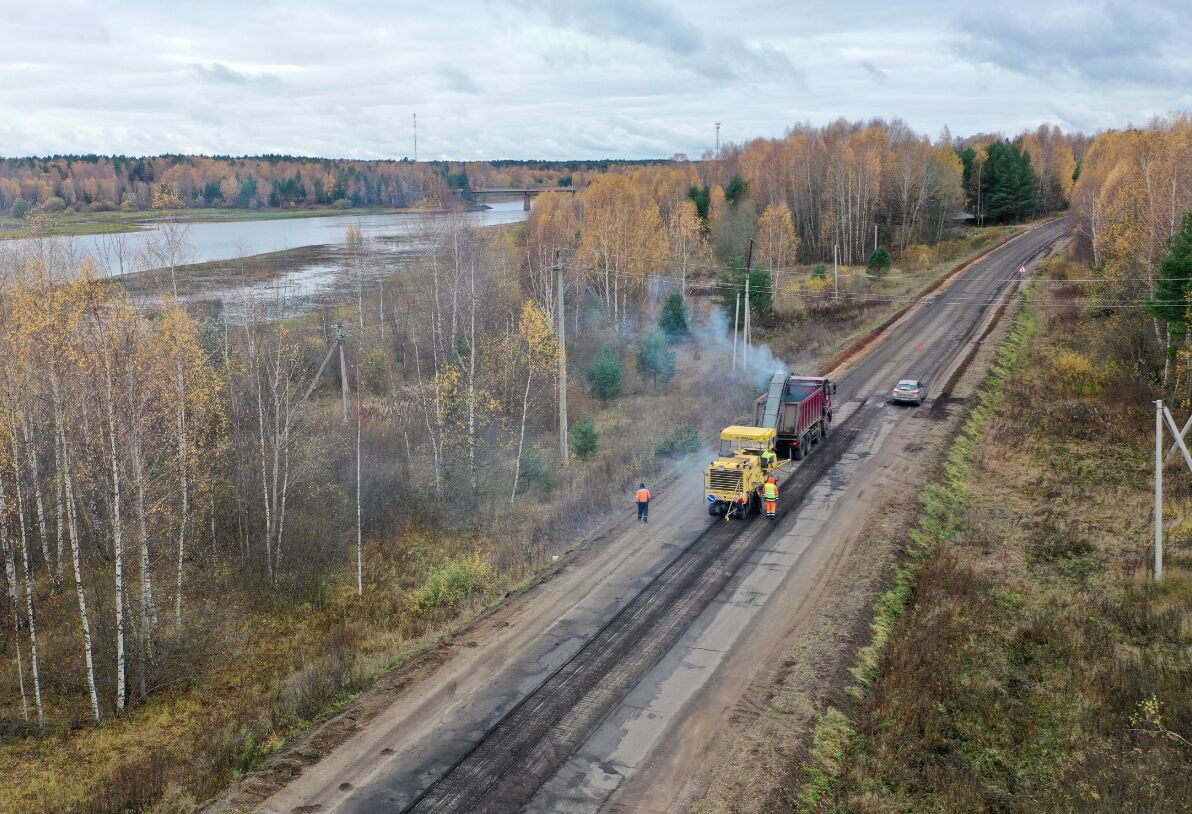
[890,379,927,406]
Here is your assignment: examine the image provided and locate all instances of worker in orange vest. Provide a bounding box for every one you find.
[763,476,778,518]
[636,482,652,523]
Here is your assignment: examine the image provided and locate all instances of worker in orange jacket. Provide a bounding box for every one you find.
[636,482,652,523]
[763,476,778,518]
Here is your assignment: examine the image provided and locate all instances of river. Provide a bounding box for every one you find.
[2,198,530,320]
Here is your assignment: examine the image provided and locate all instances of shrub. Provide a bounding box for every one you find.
[333,198,352,210]
[811,263,828,280]
[408,553,494,616]
[904,243,934,270]
[571,415,598,459]
[587,346,623,402]
[655,422,699,458]
[9,197,31,218]
[39,196,67,213]
[1051,351,1105,397]
[659,292,690,338]
[867,246,892,277]
[637,329,676,385]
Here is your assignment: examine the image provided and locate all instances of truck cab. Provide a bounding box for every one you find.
[705,426,777,518]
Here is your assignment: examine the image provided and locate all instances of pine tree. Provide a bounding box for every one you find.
[587,347,624,402]
[638,329,676,385]
[1150,209,1192,339]
[658,292,689,339]
[571,416,598,460]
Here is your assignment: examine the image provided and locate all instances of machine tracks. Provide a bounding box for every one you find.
[403,406,876,814]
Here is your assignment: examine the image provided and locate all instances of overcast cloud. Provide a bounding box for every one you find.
[0,0,1189,160]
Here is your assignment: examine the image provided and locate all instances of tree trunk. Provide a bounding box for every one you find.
[511,363,534,505]
[103,354,127,713]
[9,443,46,735]
[0,471,30,722]
[174,363,189,631]
[60,417,101,723]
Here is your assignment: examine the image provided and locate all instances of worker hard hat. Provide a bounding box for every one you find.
[767,476,776,483]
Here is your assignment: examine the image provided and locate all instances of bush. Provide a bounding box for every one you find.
[587,346,623,402]
[638,328,676,385]
[904,244,934,270]
[9,197,31,218]
[655,422,699,458]
[361,347,389,395]
[408,554,494,616]
[867,246,892,277]
[571,415,598,459]
[332,198,352,210]
[38,196,67,213]
[659,292,690,339]
[811,263,829,280]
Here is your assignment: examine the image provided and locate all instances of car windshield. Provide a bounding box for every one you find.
[896,382,918,390]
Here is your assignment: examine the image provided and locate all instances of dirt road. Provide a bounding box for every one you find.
[244,219,1070,814]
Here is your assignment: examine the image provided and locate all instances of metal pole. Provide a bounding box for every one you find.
[744,275,750,367]
[1156,399,1164,582]
[833,244,839,304]
[556,250,569,468]
[732,292,739,370]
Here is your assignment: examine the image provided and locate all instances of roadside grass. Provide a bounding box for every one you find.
[788,270,1038,814]
[804,254,1192,812]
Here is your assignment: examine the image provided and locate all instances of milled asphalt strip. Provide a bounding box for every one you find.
[402,408,874,814]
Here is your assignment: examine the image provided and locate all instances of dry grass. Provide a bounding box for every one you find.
[824,260,1192,812]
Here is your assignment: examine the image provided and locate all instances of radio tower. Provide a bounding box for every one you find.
[715,122,721,159]
[413,113,418,162]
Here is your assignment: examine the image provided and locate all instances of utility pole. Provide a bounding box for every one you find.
[378,281,385,343]
[744,238,755,365]
[874,223,879,253]
[833,243,839,304]
[555,250,569,468]
[1156,400,1165,581]
[743,277,751,368]
[413,113,418,162]
[335,322,350,424]
[715,122,721,159]
[732,292,740,370]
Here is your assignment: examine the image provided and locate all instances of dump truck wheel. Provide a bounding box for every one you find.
[794,438,805,460]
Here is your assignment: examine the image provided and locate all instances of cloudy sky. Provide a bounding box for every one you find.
[2,0,1190,160]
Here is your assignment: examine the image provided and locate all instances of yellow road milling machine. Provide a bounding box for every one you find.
[704,426,777,519]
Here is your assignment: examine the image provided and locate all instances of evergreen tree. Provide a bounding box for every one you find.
[724,174,750,206]
[638,329,677,385]
[1151,209,1192,339]
[658,292,690,339]
[571,415,599,459]
[688,185,711,229]
[587,346,624,402]
[867,247,892,277]
[982,141,1037,223]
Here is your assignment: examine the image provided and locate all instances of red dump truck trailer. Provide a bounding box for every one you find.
[753,374,836,460]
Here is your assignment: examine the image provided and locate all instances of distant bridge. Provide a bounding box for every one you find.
[465,186,582,210]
